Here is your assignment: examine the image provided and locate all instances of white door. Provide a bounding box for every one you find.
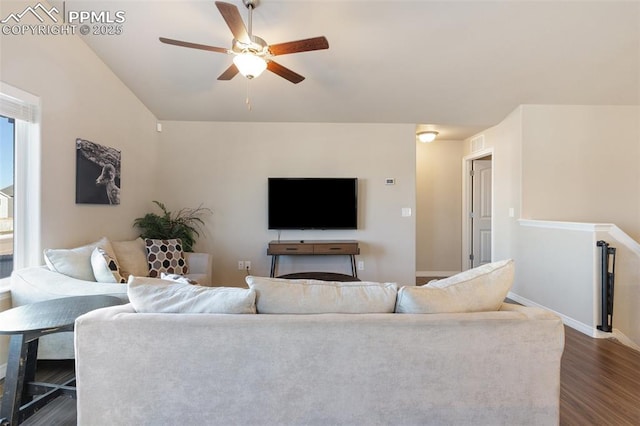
[471,159,492,267]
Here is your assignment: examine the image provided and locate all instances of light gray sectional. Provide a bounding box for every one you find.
[10,237,211,359]
[75,262,565,425]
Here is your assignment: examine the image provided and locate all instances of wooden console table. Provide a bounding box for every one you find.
[267,240,360,278]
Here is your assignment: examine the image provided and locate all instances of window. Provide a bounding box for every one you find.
[0,116,15,278]
[0,82,41,280]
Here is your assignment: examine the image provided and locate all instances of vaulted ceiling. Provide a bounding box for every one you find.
[55,0,639,139]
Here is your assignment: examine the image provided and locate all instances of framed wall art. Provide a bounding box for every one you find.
[75,138,121,205]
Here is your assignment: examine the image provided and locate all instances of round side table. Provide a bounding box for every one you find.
[0,295,123,426]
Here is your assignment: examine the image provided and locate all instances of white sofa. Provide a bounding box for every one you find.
[76,304,564,425]
[75,262,565,425]
[10,237,212,359]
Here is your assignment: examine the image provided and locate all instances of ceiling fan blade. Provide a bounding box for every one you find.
[267,61,305,84]
[159,37,228,54]
[218,64,239,80]
[215,1,250,44]
[268,36,329,56]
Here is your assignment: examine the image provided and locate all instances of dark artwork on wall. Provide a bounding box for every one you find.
[75,138,121,205]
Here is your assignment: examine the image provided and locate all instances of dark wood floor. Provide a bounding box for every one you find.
[1,326,639,425]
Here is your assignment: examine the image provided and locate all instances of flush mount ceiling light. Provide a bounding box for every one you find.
[417,131,439,143]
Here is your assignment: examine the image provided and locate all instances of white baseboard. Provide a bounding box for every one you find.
[507,292,640,351]
[610,329,640,352]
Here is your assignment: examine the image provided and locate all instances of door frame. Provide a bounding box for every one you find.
[461,147,494,271]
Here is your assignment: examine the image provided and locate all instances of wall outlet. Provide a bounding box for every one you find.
[357,260,365,271]
[237,261,244,270]
[244,261,251,271]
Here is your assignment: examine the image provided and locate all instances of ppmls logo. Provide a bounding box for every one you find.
[1,2,59,24]
[1,2,125,36]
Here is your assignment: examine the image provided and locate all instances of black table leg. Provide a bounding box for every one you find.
[0,334,34,426]
[270,255,278,277]
[351,255,358,278]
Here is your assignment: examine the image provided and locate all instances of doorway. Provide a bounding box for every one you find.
[462,149,494,270]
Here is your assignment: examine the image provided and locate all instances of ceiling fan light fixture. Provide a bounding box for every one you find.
[233,52,267,79]
[417,131,439,143]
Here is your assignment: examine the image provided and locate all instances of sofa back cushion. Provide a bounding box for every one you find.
[111,238,149,278]
[43,237,114,281]
[395,259,514,314]
[128,277,256,314]
[246,276,397,314]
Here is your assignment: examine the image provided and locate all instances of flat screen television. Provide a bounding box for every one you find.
[268,178,358,230]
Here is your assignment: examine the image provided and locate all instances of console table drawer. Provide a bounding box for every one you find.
[313,243,359,255]
[267,240,360,278]
[267,244,314,255]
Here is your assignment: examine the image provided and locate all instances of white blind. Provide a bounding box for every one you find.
[0,92,36,122]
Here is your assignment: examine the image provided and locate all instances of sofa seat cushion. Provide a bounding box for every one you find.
[246,276,398,314]
[395,259,514,314]
[128,276,256,314]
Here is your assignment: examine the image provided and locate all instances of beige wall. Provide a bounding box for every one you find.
[463,107,523,263]
[465,104,640,281]
[158,121,417,287]
[468,105,640,345]
[521,105,640,240]
[0,0,160,254]
[416,139,463,274]
[0,289,11,370]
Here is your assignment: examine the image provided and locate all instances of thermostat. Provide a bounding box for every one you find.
[385,178,395,185]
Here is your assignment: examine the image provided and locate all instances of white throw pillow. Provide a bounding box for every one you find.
[111,238,149,278]
[395,259,514,314]
[246,276,398,314]
[127,276,256,314]
[43,237,114,281]
[91,247,126,283]
[161,272,198,285]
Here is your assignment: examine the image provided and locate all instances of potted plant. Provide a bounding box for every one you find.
[133,201,211,252]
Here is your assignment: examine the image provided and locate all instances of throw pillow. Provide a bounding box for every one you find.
[395,259,514,314]
[43,237,114,281]
[111,238,149,278]
[91,247,126,283]
[127,276,256,314]
[145,238,189,278]
[245,276,398,314]
[161,272,198,285]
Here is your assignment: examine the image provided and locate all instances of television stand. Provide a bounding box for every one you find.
[267,240,360,278]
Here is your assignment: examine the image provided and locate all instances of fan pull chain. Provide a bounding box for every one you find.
[245,79,252,111]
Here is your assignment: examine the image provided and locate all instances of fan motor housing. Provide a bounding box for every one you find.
[232,35,269,56]
[243,0,259,9]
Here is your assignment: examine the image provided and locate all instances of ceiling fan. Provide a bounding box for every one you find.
[159,0,329,84]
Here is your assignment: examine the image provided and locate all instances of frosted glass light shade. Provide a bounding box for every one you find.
[417,131,439,143]
[233,53,267,79]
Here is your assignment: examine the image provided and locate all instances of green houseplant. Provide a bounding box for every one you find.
[133,201,211,252]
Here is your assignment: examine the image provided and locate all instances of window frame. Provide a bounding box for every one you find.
[0,82,41,274]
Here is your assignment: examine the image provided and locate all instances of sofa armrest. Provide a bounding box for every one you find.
[184,252,212,286]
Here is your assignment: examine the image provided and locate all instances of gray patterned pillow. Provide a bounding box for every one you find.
[144,238,189,278]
